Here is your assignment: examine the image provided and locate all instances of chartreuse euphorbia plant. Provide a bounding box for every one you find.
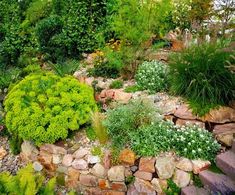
[4,72,97,145]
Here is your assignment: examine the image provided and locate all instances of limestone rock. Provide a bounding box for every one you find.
[73,148,89,159]
[66,167,80,188]
[155,156,175,179]
[72,159,88,170]
[201,106,235,123]
[0,147,7,160]
[108,166,125,182]
[127,178,156,195]
[174,104,197,120]
[134,171,152,181]
[213,123,235,135]
[216,133,233,146]
[139,157,155,173]
[87,155,101,164]
[40,144,66,155]
[91,163,106,178]
[173,169,190,188]
[79,174,98,187]
[62,154,73,167]
[192,160,211,174]
[52,154,62,164]
[33,161,43,172]
[176,158,193,172]
[111,182,127,192]
[151,178,168,194]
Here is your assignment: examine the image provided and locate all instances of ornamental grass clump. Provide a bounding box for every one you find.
[135,60,168,93]
[4,72,97,145]
[168,42,235,116]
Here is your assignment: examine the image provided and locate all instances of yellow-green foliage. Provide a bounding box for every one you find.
[91,111,109,144]
[0,164,56,195]
[4,72,97,145]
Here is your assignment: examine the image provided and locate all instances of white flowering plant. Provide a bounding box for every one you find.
[129,122,220,161]
[135,60,168,93]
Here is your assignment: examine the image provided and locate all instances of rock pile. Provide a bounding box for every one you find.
[20,142,212,195]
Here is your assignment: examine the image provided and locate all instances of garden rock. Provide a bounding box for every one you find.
[201,106,235,123]
[173,169,190,188]
[134,171,152,181]
[21,141,38,159]
[62,154,73,167]
[66,167,80,188]
[111,182,127,192]
[213,123,235,135]
[0,147,7,160]
[52,154,62,164]
[176,158,193,172]
[98,179,111,190]
[128,178,156,195]
[40,144,67,155]
[181,185,210,195]
[174,104,197,120]
[175,119,205,128]
[57,165,68,174]
[119,149,135,166]
[108,166,125,182]
[87,155,100,164]
[33,161,43,172]
[79,174,98,187]
[155,156,175,179]
[73,148,89,159]
[216,133,233,146]
[192,160,211,174]
[103,150,111,169]
[139,157,156,173]
[72,159,88,170]
[151,178,168,194]
[91,163,106,178]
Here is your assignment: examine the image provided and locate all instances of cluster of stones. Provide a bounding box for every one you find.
[20,142,213,195]
[164,104,235,147]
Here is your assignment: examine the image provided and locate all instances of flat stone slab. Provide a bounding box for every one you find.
[216,150,235,180]
[199,170,235,194]
[181,185,209,195]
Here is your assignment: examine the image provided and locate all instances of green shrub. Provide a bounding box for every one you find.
[124,85,140,93]
[130,123,220,161]
[4,72,97,145]
[103,100,158,148]
[168,42,235,116]
[0,164,56,195]
[135,60,168,93]
[109,80,123,89]
[0,67,22,90]
[164,179,181,195]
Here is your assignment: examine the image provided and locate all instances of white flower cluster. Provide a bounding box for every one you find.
[135,60,168,93]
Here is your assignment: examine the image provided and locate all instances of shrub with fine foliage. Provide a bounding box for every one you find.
[4,72,97,145]
[168,42,235,116]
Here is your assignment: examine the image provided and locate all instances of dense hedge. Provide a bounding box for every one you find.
[4,72,97,145]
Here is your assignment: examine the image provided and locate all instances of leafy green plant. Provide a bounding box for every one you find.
[91,146,104,159]
[135,60,168,93]
[0,67,22,90]
[4,72,97,145]
[124,85,140,93]
[129,123,220,161]
[48,60,80,76]
[164,179,181,195]
[91,111,109,144]
[168,42,235,116]
[109,80,123,89]
[85,127,97,141]
[0,164,56,195]
[104,100,158,148]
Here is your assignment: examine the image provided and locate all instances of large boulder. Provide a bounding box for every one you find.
[155,156,175,179]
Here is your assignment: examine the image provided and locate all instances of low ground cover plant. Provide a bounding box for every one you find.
[109,80,123,89]
[4,72,97,145]
[105,101,220,161]
[130,123,220,161]
[135,60,168,93]
[168,42,235,116]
